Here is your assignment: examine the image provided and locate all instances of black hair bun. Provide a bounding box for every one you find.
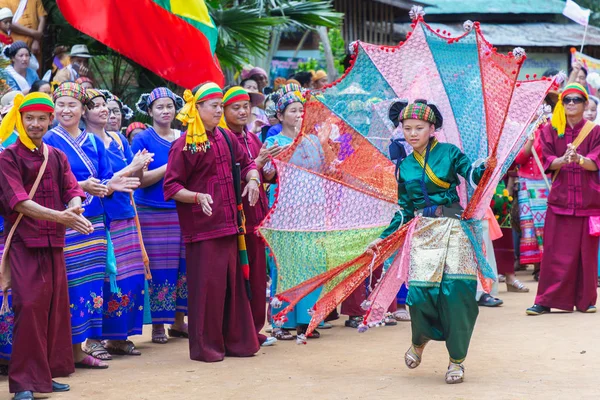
[388,99,409,128]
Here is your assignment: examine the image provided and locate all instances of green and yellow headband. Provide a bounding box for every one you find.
[0,92,54,150]
[176,82,223,153]
[552,83,589,138]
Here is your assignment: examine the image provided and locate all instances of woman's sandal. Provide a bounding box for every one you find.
[344,316,363,328]
[75,355,109,369]
[104,340,141,356]
[506,279,529,293]
[404,345,423,369]
[297,326,321,339]
[85,342,112,361]
[392,309,411,322]
[152,327,168,344]
[445,362,465,384]
[308,329,320,339]
[271,328,294,340]
[168,323,189,338]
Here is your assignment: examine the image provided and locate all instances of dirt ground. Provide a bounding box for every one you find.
[1,270,599,400]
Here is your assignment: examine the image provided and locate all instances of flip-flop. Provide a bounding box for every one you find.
[75,355,109,369]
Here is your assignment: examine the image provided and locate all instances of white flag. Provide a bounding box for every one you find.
[563,0,591,26]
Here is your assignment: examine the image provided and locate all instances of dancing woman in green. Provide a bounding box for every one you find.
[367,100,486,384]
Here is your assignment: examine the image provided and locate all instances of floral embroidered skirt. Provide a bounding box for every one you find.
[65,216,107,344]
[137,206,187,324]
[102,218,145,340]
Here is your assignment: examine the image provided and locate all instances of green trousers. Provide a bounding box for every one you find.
[407,277,478,364]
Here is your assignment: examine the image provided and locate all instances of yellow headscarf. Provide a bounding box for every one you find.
[551,83,589,138]
[0,92,55,151]
[176,82,223,153]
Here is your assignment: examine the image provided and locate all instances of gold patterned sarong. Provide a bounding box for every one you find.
[408,217,478,286]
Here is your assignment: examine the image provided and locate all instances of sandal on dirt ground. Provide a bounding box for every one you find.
[478,293,503,307]
[271,328,294,340]
[75,355,109,369]
[404,345,423,369]
[445,362,465,384]
[104,340,141,356]
[383,314,397,326]
[168,323,189,338]
[344,316,362,328]
[152,327,168,344]
[297,326,321,339]
[392,309,411,321]
[506,279,529,293]
[85,341,112,360]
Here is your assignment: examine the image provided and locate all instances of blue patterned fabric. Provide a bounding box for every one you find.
[317,46,397,137]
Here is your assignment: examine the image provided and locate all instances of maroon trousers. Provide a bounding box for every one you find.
[9,243,74,394]
[341,265,397,316]
[535,209,599,311]
[186,236,259,362]
[245,233,267,345]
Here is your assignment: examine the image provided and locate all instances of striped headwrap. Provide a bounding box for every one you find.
[552,82,589,138]
[125,122,147,138]
[0,93,54,150]
[176,82,223,153]
[223,86,250,107]
[219,86,251,129]
[276,91,305,114]
[53,82,88,105]
[86,88,105,102]
[400,102,437,125]
[135,87,184,115]
[75,76,94,86]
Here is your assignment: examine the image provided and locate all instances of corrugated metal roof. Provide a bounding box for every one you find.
[394,22,600,47]
[424,0,566,15]
[372,0,430,8]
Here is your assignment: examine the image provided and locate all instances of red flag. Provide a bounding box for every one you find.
[57,0,224,88]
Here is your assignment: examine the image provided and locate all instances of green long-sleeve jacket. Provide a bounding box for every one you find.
[380,139,485,239]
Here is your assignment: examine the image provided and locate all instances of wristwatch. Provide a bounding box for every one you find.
[579,156,585,166]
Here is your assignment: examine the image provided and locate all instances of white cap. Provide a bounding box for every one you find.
[0,8,13,21]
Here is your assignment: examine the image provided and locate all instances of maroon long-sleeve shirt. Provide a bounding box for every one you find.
[541,119,600,217]
[0,140,85,248]
[163,128,257,243]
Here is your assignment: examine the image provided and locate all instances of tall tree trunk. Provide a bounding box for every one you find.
[317,26,337,81]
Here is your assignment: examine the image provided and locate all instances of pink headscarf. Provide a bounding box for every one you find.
[241,66,268,80]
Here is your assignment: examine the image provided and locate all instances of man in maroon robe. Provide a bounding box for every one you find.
[527,83,600,315]
[164,82,261,362]
[0,93,92,399]
[222,86,285,347]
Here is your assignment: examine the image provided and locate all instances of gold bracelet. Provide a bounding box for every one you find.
[250,177,261,185]
[579,156,585,166]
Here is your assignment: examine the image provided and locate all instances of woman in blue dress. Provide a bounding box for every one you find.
[44,82,140,369]
[131,88,188,344]
[84,89,153,356]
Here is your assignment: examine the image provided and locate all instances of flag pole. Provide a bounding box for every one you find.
[580,22,589,53]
